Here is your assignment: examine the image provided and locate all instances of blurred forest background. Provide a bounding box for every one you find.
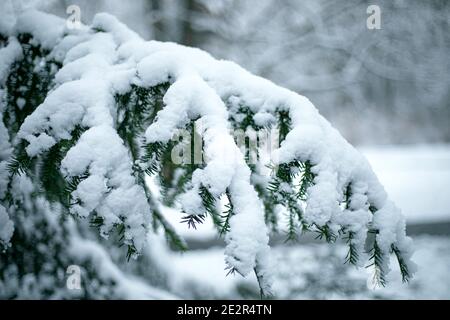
[5,0,448,145]
[1,0,449,299]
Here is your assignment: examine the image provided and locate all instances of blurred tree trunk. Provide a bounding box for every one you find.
[150,0,204,46]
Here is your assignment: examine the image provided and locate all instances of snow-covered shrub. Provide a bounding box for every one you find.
[0,10,415,297]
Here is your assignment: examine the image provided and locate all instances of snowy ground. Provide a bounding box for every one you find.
[359,144,450,224]
[168,235,450,299]
[162,144,450,299]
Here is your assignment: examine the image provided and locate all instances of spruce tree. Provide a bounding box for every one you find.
[0,10,415,298]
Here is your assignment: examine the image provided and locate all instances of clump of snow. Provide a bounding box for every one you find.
[0,34,21,249]
[0,205,14,246]
[0,37,22,83]
[372,201,417,276]
[14,10,65,50]
[142,67,272,290]
[92,13,140,44]
[0,101,12,200]
[253,111,276,127]
[62,125,150,252]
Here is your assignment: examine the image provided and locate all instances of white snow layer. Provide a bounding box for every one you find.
[0,36,22,246]
[14,10,65,49]
[361,145,450,223]
[4,10,415,285]
[0,37,22,83]
[0,204,14,245]
[68,229,178,299]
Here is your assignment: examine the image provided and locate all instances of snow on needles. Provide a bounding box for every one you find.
[7,10,415,286]
[0,36,22,246]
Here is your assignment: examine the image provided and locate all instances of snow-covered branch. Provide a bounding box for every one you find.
[0,10,415,295]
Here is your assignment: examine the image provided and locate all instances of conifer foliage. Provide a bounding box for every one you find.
[0,10,415,297]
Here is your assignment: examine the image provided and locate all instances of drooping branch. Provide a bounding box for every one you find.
[0,10,416,295]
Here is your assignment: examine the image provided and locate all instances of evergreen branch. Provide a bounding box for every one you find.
[65,172,89,197]
[115,83,187,252]
[152,209,188,251]
[39,144,65,204]
[90,215,104,228]
[220,189,235,236]
[285,209,298,243]
[220,203,233,235]
[199,185,216,215]
[276,161,299,183]
[267,160,311,240]
[198,185,224,231]
[278,110,291,143]
[7,147,33,176]
[343,230,359,265]
[142,141,165,176]
[314,224,337,243]
[225,265,239,277]
[181,214,205,229]
[391,244,412,283]
[367,239,387,287]
[126,244,138,262]
[344,183,352,208]
[366,204,387,286]
[38,126,86,207]
[254,183,277,232]
[297,160,314,201]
